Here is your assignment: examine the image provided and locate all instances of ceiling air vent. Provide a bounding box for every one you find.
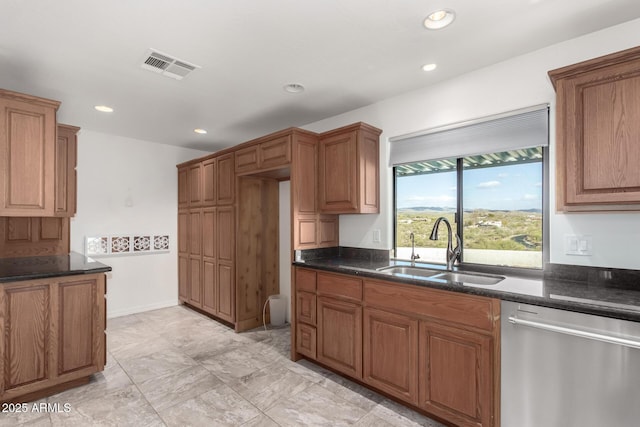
[141,49,200,80]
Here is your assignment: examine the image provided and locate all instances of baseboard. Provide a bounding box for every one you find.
[107,299,179,319]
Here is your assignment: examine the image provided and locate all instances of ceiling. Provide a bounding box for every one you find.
[2,0,640,152]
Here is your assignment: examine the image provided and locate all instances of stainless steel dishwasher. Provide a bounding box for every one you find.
[501,300,640,427]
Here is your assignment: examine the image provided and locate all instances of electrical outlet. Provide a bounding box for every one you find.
[372,229,381,243]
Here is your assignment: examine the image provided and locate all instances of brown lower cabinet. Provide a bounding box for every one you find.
[0,273,106,403]
[293,267,499,427]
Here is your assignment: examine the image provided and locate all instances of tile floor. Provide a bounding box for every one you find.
[2,305,444,427]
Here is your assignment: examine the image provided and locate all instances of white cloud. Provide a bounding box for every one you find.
[404,195,455,203]
[497,173,509,178]
[534,182,542,187]
[477,180,501,189]
[523,194,539,200]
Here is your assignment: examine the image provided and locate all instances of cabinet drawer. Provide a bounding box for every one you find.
[317,272,362,301]
[259,136,291,169]
[295,268,317,292]
[364,280,497,332]
[296,323,317,359]
[297,291,316,325]
[235,146,259,173]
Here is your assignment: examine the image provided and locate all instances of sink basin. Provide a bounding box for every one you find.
[431,272,505,285]
[376,266,441,278]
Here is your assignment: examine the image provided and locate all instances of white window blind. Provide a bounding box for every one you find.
[389,105,549,166]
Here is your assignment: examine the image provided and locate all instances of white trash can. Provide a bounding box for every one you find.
[268,294,287,326]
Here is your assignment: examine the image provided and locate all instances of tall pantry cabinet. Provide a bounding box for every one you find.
[178,152,235,324]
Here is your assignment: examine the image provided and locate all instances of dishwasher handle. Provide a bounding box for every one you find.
[508,315,640,350]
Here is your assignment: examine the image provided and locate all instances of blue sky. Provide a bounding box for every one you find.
[396,162,542,211]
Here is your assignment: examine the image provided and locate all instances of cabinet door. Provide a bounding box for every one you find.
[318,131,358,213]
[216,261,234,322]
[0,283,51,393]
[177,166,189,209]
[550,47,640,210]
[188,209,202,307]
[317,297,362,378]
[418,322,493,427]
[0,95,58,216]
[54,124,79,217]
[57,276,104,376]
[178,254,189,303]
[235,145,259,174]
[296,291,316,325]
[188,163,202,206]
[363,308,418,404]
[296,323,317,359]
[259,136,291,169]
[216,206,234,263]
[216,153,235,205]
[202,158,216,206]
[201,207,216,314]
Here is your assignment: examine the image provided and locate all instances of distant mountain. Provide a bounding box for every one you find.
[398,206,456,212]
[399,206,542,214]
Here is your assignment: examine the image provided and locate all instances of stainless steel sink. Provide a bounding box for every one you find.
[431,271,505,285]
[376,266,441,278]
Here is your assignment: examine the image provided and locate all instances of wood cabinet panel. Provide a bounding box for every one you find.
[419,322,493,427]
[364,280,497,332]
[177,166,189,209]
[188,257,202,307]
[317,272,362,301]
[202,259,216,315]
[317,297,362,379]
[178,210,189,254]
[58,279,96,375]
[202,208,215,259]
[235,146,259,173]
[550,46,640,211]
[0,91,59,216]
[364,308,418,404]
[296,323,316,359]
[178,255,189,302]
[296,291,316,326]
[202,158,216,206]
[318,123,381,214]
[188,210,201,256]
[259,135,291,169]
[2,285,50,390]
[216,153,234,205]
[54,124,79,217]
[216,206,234,262]
[0,217,69,258]
[0,274,106,403]
[188,163,202,206]
[216,261,234,322]
[295,268,316,293]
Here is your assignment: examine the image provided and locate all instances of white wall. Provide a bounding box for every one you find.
[279,181,291,323]
[301,18,640,270]
[70,130,207,318]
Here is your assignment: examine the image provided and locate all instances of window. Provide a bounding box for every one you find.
[390,106,548,270]
[395,148,543,268]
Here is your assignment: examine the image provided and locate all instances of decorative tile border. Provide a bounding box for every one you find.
[85,234,170,257]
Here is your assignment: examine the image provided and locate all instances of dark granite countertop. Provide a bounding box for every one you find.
[293,253,640,323]
[0,252,112,283]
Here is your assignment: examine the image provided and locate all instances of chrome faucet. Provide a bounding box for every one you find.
[409,232,420,266]
[429,217,461,271]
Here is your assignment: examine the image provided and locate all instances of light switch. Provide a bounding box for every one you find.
[372,229,381,243]
[565,234,592,256]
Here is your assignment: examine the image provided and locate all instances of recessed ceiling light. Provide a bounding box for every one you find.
[424,9,455,30]
[94,105,114,113]
[283,83,305,93]
[193,128,207,134]
[422,63,437,72]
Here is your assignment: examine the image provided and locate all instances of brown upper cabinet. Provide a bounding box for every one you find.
[177,166,189,209]
[0,89,61,217]
[549,46,640,211]
[216,153,234,205]
[188,162,203,207]
[55,124,79,217]
[318,122,381,214]
[235,134,291,175]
